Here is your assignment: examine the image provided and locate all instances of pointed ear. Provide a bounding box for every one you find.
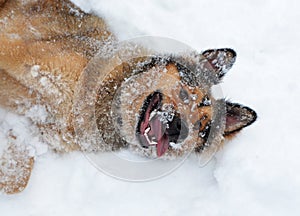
[202,48,236,80]
[224,101,257,137]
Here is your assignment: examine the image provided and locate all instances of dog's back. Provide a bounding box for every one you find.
[0,0,114,150]
[0,0,114,194]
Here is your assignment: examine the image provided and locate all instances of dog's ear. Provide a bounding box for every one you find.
[202,48,236,81]
[224,101,257,137]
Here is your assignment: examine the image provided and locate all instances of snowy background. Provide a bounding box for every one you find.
[1,0,300,215]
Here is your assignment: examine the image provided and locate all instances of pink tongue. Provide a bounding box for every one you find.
[149,115,169,157]
[149,115,164,140]
[157,134,169,157]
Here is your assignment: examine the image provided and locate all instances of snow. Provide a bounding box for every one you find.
[25,105,48,124]
[1,0,300,215]
[30,65,40,78]
[0,109,48,157]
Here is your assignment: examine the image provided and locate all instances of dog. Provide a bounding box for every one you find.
[0,0,257,194]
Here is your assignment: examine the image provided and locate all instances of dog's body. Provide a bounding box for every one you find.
[0,0,114,152]
[0,0,257,194]
[0,0,114,194]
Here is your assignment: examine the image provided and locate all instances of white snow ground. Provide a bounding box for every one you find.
[1,0,300,215]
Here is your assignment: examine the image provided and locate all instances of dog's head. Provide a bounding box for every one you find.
[96,48,257,158]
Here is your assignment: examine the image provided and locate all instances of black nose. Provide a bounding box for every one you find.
[166,115,189,143]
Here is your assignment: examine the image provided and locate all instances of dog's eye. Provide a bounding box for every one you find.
[198,123,211,140]
[198,95,211,107]
[179,88,189,104]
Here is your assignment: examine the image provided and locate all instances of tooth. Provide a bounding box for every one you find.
[145,127,151,134]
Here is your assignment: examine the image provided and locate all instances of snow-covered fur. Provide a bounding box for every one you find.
[0,0,114,194]
[0,0,256,194]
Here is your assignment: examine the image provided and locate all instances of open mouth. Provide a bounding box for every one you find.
[136,91,189,157]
